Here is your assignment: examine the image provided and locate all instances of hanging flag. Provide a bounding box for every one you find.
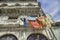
[40,16,50,27]
[40,16,46,26]
[28,16,48,29]
[45,18,51,27]
[36,18,44,29]
[23,18,27,27]
[28,20,40,28]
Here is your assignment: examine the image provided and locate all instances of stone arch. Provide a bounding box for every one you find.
[27,33,48,40]
[0,34,18,40]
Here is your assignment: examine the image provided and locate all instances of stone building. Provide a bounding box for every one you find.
[0,0,55,40]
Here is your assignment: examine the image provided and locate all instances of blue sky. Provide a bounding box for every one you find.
[37,0,60,22]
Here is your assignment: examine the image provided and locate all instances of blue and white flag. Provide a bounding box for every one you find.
[19,18,27,27]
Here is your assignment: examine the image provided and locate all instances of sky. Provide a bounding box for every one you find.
[37,0,60,22]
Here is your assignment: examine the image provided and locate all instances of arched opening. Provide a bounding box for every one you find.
[0,34,18,40]
[27,33,48,40]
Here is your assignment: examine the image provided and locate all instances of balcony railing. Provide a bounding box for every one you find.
[0,19,32,28]
[0,19,20,27]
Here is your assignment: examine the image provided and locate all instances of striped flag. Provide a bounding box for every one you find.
[28,20,40,28]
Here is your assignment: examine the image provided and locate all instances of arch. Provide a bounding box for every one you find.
[27,33,48,40]
[0,34,18,40]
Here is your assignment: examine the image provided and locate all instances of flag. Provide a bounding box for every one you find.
[36,18,44,29]
[40,16,51,27]
[28,16,47,29]
[45,18,51,27]
[28,20,40,28]
[23,18,27,27]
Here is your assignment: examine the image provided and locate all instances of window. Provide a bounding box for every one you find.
[8,17,18,19]
[0,34,18,40]
[27,3,35,6]
[0,3,8,7]
[15,3,21,6]
[0,9,2,13]
[27,33,48,40]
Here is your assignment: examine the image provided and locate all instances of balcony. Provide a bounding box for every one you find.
[0,17,32,28]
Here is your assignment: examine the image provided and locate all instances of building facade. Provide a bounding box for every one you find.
[0,0,55,40]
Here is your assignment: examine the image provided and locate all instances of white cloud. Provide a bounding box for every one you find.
[50,8,59,17]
